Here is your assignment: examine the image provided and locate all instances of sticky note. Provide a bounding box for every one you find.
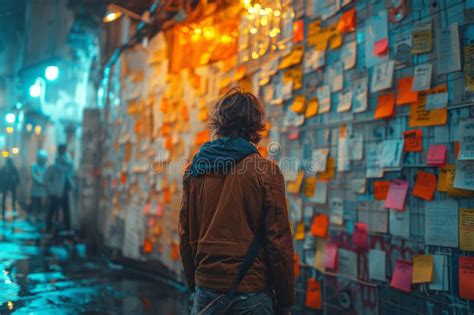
[305,98,318,118]
[309,180,328,204]
[143,238,153,254]
[369,249,387,281]
[458,118,474,160]
[437,167,449,192]
[294,222,306,240]
[294,253,300,277]
[460,208,474,251]
[384,179,409,211]
[337,8,356,33]
[313,239,326,272]
[427,144,447,166]
[374,38,389,56]
[374,180,390,200]
[304,177,317,197]
[390,208,410,238]
[287,171,305,193]
[412,255,434,283]
[290,95,306,113]
[459,256,474,300]
[317,157,335,180]
[390,259,413,293]
[324,243,338,270]
[403,130,423,152]
[305,278,322,309]
[311,213,329,238]
[409,86,448,127]
[412,170,437,200]
[338,249,358,278]
[430,254,448,291]
[353,222,369,249]
[397,77,419,105]
[426,92,448,110]
[293,19,304,43]
[143,202,152,215]
[374,93,395,119]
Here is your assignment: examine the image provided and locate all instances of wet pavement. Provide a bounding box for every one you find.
[0,212,188,315]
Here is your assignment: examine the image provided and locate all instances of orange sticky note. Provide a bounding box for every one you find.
[287,171,305,194]
[412,170,437,200]
[143,238,153,254]
[403,130,423,152]
[305,98,319,118]
[338,8,356,33]
[293,19,304,43]
[375,93,395,119]
[412,255,433,283]
[305,278,322,309]
[374,38,389,56]
[170,242,180,261]
[317,157,335,180]
[294,253,301,277]
[455,141,460,159]
[390,259,413,293]
[397,77,419,105]
[304,177,317,197]
[459,256,474,300]
[409,86,448,127]
[310,213,329,238]
[374,180,390,200]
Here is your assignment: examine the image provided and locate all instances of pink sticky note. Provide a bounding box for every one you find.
[324,243,338,271]
[390,259,413,293]
[427,145,447,166]
[383,179,409,211]
[143,202,152,215]
[374,38,389,56]
[353,222,369,249]
[156,203,164,217]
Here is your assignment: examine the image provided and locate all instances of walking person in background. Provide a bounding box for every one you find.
[30,150,48,223]
[1,158,20,219]
[44,144,74,234]
[179,87,295,315]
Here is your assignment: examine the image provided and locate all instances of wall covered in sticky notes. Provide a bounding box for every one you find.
[96,0,474,314]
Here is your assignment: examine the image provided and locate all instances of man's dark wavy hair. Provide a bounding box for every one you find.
[209,87,266,143]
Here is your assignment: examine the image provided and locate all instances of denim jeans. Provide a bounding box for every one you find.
[191,286,274,315]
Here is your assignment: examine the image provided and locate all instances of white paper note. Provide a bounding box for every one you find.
[389,208,410,238]
[425,200,458,247]
[371,60,395,92]
[353,77,368,113]
[429,254,449,291]
[454,160,474,191]
[425,92,448,110]
[458,118,474,160]
[337,90,352,112]
[309,180,328,204]
[437,23,461,74]
[312,148,329,172]
[329,197,344,225]
[317,85,331,113]
[412,63,432,91]
[342,41,357,70]
[379,139,404,168]
[338,249,358,279]
[369,249,387,281]
[327,62,343,92]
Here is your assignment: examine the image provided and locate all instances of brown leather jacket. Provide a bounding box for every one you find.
[178,153,295,309]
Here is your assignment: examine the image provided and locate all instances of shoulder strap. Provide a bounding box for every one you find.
[227,231,264,298]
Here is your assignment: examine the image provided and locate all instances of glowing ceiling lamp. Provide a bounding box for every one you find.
[34,125,42,135]
[5,113,15,124]
[45,66,59,81]
[1,150,9,158]
[103,4,145,23]
[29,82,42,98]
[11,148,19,154]
[6,127,14,134]
[103,11,122,23]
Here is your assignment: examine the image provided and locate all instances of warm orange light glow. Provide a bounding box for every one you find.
[6,127,13,134]
[103,11,122,23]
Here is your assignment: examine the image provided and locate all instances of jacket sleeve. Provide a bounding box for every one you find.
[178,175,195,291]
[262,164,295,310]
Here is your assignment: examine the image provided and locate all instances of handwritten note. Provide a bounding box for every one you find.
[459,256,474,300]
[390,259,413,293]
[446,164,474,197]
[427,144,447,166]
[458,118,474,160]
[337,89,352,112]
[312,148,329,172]
[305,278,322,309]
[437,23,461,74]
[311,213,329,238]
[460,208,474,251]
[358,200,388,233]
[309,180,328,204]
[425,200,458,247]
[389,208,410,238]
[352,77,368,113]
[412,63,432,91]
[369,249,387,281]
[338,249,358,278]
[379,139,404,168]
[403,130,423,152]
[384,179,409,210]
[366,143,384,178]
[412,255,433,283]
[453,160,474,191]
[327,62,343,92]
[412,170,437,200]
[304,48,325,73]
[371,60,395,92]
[342,41,357,69]
[374,181,390,200]
[425,92,448,110]
[329,197,344,225]
[411,22,432,54]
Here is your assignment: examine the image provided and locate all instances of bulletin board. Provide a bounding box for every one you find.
[96,0,474,314]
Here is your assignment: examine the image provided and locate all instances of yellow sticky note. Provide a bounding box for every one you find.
[446,164,474,197]
[305,98,319,118]
[287,171,305,194]
[409,86,448,127]
[290,95,306,113]
[460,208,474,251]
[304,177,317,197]
[279,45,304,70]
[412,255,434,283]
[437,167,448,192]
[294,222,306,240]
[317,157,335,180]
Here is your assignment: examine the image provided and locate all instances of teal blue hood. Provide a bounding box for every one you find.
[188,137,259,176]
